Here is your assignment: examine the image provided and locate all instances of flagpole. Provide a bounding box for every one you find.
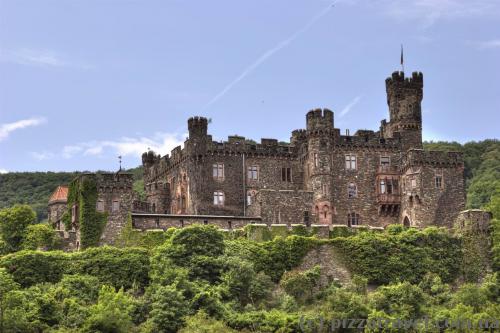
[401,44,404,73]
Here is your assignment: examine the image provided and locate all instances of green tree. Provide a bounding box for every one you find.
[0,269,20,333]
[144,285,188,333]
[179,311,240,333]
[84,285,134,333]
[22,223,61,250]
[0,205,37,252]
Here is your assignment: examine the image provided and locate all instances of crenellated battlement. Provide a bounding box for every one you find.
[401,149,463,170]
[385,71,423,88]
[306,108,334,132]
[188,116,208,138]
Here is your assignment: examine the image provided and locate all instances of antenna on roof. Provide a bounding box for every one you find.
[118,155,122,171]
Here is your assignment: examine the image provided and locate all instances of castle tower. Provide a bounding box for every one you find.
[385,71,423,151]
[187,116,208,155]
[305,108,335,224]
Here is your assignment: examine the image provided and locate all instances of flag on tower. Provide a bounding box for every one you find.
[400,44,404,72]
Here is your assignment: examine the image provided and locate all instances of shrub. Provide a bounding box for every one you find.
[22,223,61,250]
[0,250,68,287]
[68,246,150,290]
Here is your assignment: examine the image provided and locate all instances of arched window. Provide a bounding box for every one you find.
[348,213,360,226]
[348,183,357,198]
[323,205,329,219]
[403,216,411,227]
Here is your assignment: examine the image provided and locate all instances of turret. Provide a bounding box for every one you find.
[188,116,208,138]
[306,108,334,132]
[142,150,159,168]
[385,71,423,151]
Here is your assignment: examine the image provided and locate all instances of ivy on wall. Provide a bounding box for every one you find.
[66,176,107,249]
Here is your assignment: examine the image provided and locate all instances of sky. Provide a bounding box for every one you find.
[0,0,499,173]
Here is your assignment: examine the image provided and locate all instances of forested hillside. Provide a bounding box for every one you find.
[0,167,143,221]
[0,140,497,221]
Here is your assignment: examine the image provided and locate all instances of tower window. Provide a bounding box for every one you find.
[411,178,417,189]
[348,213,360,226]
[212,163,224,180]
[435,175,443,189]
[314,153,319,167]
[345,154,357,170]
[281,167,292,182]
[248,165,259,180]
[213,191,224,206]
[322,184,328,196]
[348,183,357,198]
[380,156,390,166]
[96,200,104,212]
[112,200,120,212]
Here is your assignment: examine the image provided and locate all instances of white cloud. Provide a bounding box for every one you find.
[0,48,93,69]
[30,151,55,161]
[339,96,362,118]
[32,132,186,162]
[475,39,500,49]
[0,169,8,174]
[0,117,47,142]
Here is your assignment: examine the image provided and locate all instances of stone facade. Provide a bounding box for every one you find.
[50,70,468,249]
[138,71,465,228]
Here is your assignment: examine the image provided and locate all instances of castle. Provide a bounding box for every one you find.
[49,70,466,248]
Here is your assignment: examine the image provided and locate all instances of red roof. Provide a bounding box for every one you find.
[49,185,68,203]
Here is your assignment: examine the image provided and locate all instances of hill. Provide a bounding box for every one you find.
[0,167,143,221]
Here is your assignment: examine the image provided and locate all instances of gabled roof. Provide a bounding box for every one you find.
[49,185,68,203]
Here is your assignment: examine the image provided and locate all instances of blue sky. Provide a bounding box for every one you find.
[0,0,499,173]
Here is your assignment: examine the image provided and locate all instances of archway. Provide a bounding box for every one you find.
[403,216,411,227]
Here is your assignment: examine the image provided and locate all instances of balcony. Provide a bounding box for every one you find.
[377,193,401,204]
[132,200,153,213]
[377,165,399,175]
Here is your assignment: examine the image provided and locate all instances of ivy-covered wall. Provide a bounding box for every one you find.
[66,176,107,249]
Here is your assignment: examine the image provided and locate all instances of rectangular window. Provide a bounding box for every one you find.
[322,184,328,195]
[411,178,417,189]
[380,180,386,194]
[71,205,77,223]
[345,154,357,170]
[96,201,104,212]
[112,201,120,212]
[348,213,360,226]
[247,165,258,180]
[348,183,357,198]
[387,180,393,194]
[212,163,224,180]
[314,153,319,167]
[281,167,292,182]
[435,175,443,189]
[380,156,390,165]
[213,191,224,206]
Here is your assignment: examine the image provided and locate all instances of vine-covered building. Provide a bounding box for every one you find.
[137,71,465,229]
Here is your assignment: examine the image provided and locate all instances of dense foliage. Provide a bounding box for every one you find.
[67,177,108,248]
[0,222,497,332]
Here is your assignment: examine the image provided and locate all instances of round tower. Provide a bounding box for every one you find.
[305,108,334,224]
[385,71,423,151]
